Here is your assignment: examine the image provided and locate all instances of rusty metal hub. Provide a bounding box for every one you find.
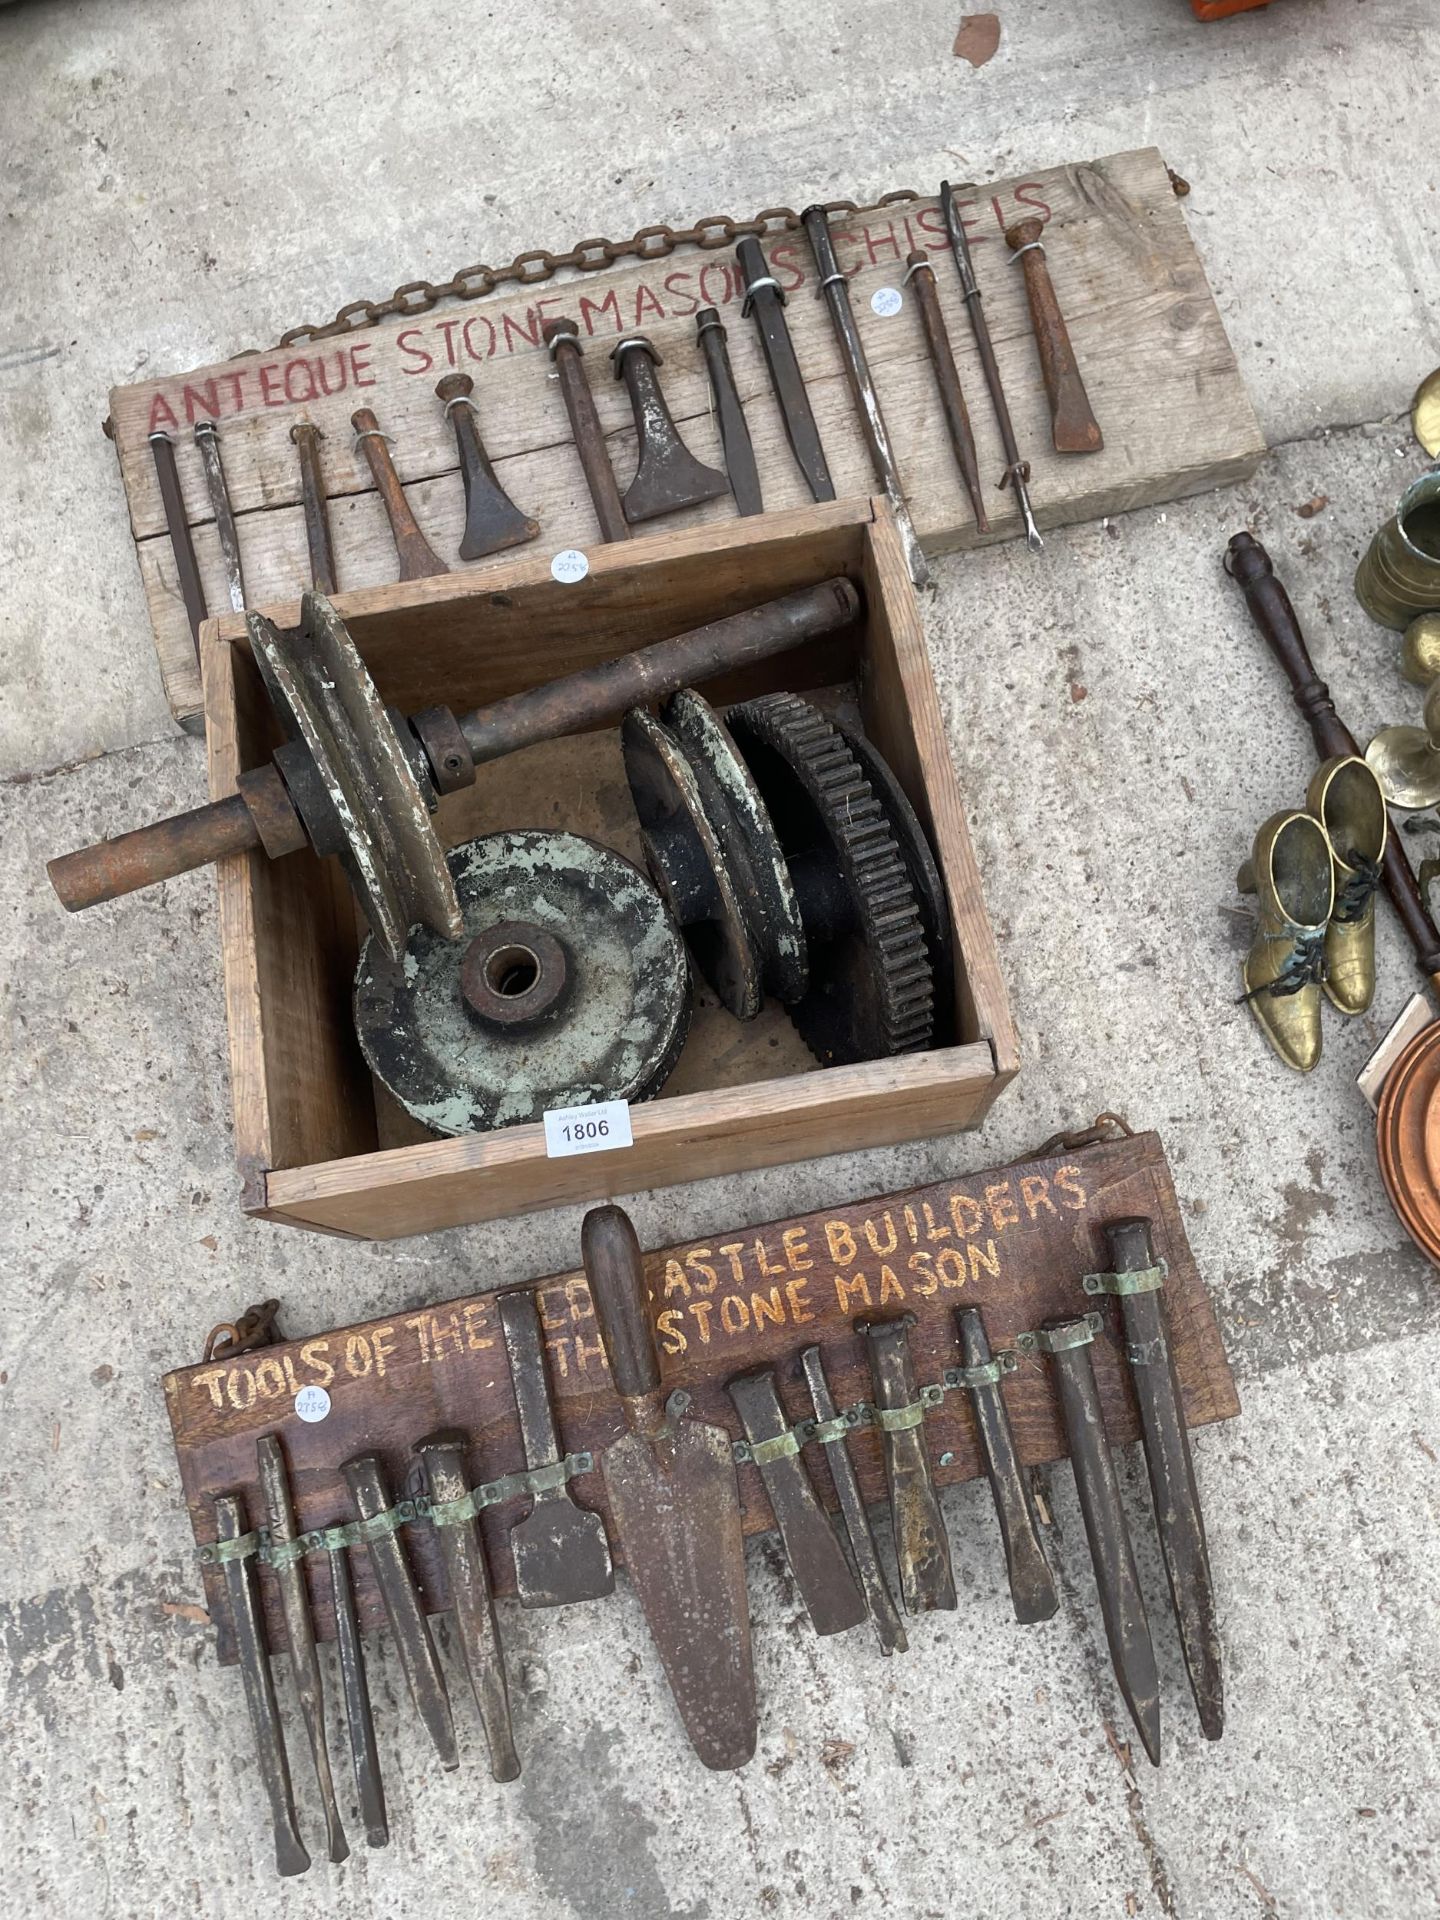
[354,832,690,1135]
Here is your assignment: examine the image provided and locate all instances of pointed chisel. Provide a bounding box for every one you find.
[193,419,246,611]
[859,1316,956,1613]
[799,1344,907,1655]
[340,1453,458,1770]
[351,407,449,579]
[735,236,835,502]
[1025,1316,1161,1766]
[728,1368,866,1637]
[327,1539,389,1847]
[147,429,207,654]
[497,1289,613,1609]
[291,422,338,595]
[255,1436,349,1863]
[416,1433,521,1781]
[212,1494,310,1877]
[1085,1219,1223,1740]
[955,1308,1059,1625]
[799,204,929,589]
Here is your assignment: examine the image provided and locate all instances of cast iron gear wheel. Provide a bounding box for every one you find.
[724,692,935,1064]
[353,830,691,1135]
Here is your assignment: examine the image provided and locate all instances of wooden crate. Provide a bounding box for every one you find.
[117,147,1264,730]
[203,496,1016,1239]
[163,1128,1238,1664]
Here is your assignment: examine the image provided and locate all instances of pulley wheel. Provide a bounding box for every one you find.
[248,591,460,960]
[354,830,691,1135]
[663,689,808,1004]
[836,721,955,1042]
[622,707,763,1020]
[725,692,934,1065]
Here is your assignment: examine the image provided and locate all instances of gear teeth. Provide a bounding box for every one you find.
[725,691,935,1061]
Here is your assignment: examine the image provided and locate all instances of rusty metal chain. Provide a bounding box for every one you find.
[273,190,924,348]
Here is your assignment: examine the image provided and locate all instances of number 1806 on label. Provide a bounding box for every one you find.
[543,1099,634,1158]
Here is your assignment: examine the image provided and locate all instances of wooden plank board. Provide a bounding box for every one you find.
[113,147,1265,726]
[162,1131,1238,1664]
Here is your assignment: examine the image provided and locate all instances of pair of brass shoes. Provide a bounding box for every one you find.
[1238,756,1387,1072]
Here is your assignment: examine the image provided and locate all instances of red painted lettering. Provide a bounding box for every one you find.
[182,380,219,424]
[396,328,433,375]
[147,392,179,432]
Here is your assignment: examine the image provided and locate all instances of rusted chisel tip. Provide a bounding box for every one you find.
[1198,1691,1225,1742]
[1134,1695,1162,1769]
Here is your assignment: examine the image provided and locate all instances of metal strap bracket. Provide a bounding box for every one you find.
[1083,1260,1168,1298]
[1016,1313,1105,1356]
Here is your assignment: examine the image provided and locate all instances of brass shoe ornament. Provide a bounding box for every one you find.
[1306,757,1387,1016]
[1236,810,1333,1073]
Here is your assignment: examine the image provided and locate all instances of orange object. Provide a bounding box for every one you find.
[1191,0,1272,17]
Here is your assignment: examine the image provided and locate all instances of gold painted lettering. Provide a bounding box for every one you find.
[720,1294,750,1336]
[785,1278,814,1325]
[535,1284,569,1332]
[191,1365,226,1410]
[865,1212,898,1257]
[949,1192,983,1237]
[922,1202,952,1241]
[835,1271,872,1314]
[969,1238,1001,1282]
[463,1302,494,1351]
[751,1287,785,1330]
[1054,1165,1088,1211]
[299,1340,335,1387]
[404,1314,431,1363]
[984,1183,1020,1231]
[657,1309,688,1356]
[564,1278,593,1323]
[688,1300,715,1344]
[782,1226,813,1272]
[254,1356,286,1399]
[226,1366,257,1411]
[878,1263,905,1305]
[717,1242,746,1285]
[573,1333,606,1374]
[344,1334,373,1378]
[663,1258,691,1300]
[908,1249,938,1296]
[754,1237,787,1279]
[685,1250,718,1294]
[936,1247,968,1290]
[826,1220,858,1265]
[370,1325,396,1377]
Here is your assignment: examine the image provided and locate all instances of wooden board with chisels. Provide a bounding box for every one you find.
[109,146,1265,729]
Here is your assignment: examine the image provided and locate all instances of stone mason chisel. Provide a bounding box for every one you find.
[727,1368,867,1637]
[799,204,929,590]
[1021,1315,1161,1766]
[542,316,631,542]
[193,419,247,611]
[939,180,1043,553]
[434,373,541,560]
[340,1452,459,1770]
[695,307,763,517]
[1083,1219,1224,1740]
[327,1537,389,1848]
[734,235,835,502]
[903,251,990,533]
[416,1433,521,1781]
[290,421,338,595]
[212,1493,310,1877]
[859,1316,956,1613]
[497,1288,614,1609]
[954,1308,1059,1625]
[350,406,449,580]
[799,1344,907,1655]
[255,1436,349,1864]
[1004,218,1103,456]
[610,336,729,524]
[147,429,208,654]
[582,1203,756,1770]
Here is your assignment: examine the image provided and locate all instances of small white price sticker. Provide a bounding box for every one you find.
[870,286,903,318]
[543,1099,633,1158]
[294,1384,331,1424]
[550,548,590,584]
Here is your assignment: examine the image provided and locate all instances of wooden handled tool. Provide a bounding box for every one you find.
[1085,1220,1223,1740]
[583,1204,756,1771]
[351,406,449,579]
[1227,530,1440,987]
[1005,219,1103,454]
[497,1289,614,1608]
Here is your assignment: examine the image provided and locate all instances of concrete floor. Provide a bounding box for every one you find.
[3,1,1440,1915]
